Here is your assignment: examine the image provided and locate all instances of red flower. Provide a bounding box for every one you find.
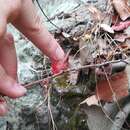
[51,52,69,74]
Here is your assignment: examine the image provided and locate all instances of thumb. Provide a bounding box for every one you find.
[0,16,7,38]
[0,65,27,98]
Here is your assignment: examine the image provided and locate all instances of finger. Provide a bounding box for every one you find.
[0,65,26,98]
[0,16,7,39]
[0,33,17,80]
[12,0,65,62]
[0,99,8,116]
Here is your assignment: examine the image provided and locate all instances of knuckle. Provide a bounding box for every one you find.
[23,14,43,35]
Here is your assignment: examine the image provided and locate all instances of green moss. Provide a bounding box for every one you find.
[54,73,72,88]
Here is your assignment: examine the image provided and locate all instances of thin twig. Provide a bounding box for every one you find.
[24,59,129,88]
[47,87,57,130]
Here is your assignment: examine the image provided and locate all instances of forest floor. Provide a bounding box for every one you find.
[1,0,130,130]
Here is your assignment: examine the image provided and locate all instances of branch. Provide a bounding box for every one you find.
[24,59,130,88]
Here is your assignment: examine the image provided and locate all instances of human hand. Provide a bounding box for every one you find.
[0,0,65,115]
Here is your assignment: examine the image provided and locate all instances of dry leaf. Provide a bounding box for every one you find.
[100,23,114,34]
[97,38,108,56]
[96,71,129,102]
[80,95,99,106]
[88,6,102,21]
[79,38,95,66]
[112,21,130,31]
[114,33,128,42]
[124,26,130,36]
[68,56,80,85]
[112,14,120,25]
[112,0,130,21]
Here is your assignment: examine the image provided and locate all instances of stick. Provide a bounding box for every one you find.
[24,59,130,88]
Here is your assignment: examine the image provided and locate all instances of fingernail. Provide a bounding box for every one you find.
[13,84,27,95]
[55,47,65,61]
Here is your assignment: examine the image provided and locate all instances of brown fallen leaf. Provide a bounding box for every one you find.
[112,0,130,21]
[112,14,120,25]
[96,71,129,102]
[114,33,129,42]
[68,56,80,85]
[97,38,108,56]
[112,21,130,31]
[88,6,102,21]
